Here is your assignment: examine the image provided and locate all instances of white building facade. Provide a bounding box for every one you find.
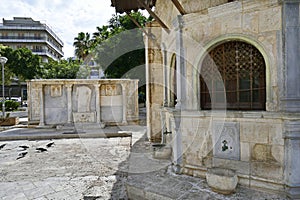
[0,17,64,62]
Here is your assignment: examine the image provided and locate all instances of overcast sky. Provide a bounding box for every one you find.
[0,0,116,58]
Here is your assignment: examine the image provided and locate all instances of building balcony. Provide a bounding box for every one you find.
[0,24,63,46]
[0,36,46,40]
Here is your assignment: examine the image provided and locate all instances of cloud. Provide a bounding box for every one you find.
[1,0,115,58]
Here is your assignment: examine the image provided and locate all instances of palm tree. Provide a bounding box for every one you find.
[73,32,91,60]
[91,26,110,48]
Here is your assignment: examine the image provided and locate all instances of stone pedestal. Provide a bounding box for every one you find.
[284,120,300,199]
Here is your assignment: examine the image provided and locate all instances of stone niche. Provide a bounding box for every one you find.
[100,84,123,123]
[27,79,139,127]
[212,121,240,161]
[73,85,95,123]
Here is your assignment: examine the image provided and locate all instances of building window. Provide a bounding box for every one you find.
[200,41,266,110]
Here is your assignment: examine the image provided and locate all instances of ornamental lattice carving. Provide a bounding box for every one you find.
[200,41,266,110]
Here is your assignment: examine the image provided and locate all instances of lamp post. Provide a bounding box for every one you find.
[0,57,8,118]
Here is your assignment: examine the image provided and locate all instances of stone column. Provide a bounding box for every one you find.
[38,85,45,126]
[283,120,300,199]
[121,82,128,125]
[161,43,168,107]
[170,15,185,173]
[66,84,73,124]
[172,111,182,173]
[94,83,102,124]
[281,1,300,112]
[173,15,186,110]
[281,2,300,198]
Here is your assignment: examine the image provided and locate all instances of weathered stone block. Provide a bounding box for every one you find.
[251,162,283,181]
[271,145,284,165]
[240,122,268,143]
[242,11,259,33]
[269,123,284,145]
[240,142,250,162]
[250,178,285,192]
[212,157,250,175]
[251,144,276,162]
[258,7,281,32]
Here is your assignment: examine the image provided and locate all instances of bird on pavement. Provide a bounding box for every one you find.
[46,142,55,148]
[0,143,6,150]
[16,152,28,160]
[19,145,29,150]
[36,147,47,152]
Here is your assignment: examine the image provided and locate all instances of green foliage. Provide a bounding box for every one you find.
[0,45,41,82]
[40,58,80,79]
[92,12,150,79]
[73,32,92,60]
[9,48,41,80]
[1,100,20,111]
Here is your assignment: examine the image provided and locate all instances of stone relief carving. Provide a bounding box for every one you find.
[50,85,62,97]
[100,84,122,96]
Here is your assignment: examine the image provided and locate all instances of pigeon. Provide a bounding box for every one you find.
[16,152,28,160]
[0,144,6,150]
[19,145,29,150]
[46,142,54,148]
[36,147,47,152]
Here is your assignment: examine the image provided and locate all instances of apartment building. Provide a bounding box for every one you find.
[0,17,64,62]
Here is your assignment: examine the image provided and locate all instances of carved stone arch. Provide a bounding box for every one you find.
[194,35,271,111]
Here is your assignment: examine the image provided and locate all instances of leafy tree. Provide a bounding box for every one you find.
[40,58,80,79]
[0,45,41,82]
[93,12,150,79]
[9,48,41,80]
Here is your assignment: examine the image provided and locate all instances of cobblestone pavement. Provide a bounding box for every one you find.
[0,136,133,200]
[0,123,290,200]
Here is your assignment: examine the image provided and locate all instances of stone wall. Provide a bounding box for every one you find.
[155,0,229,28]
[146,0,300,197]
[173,111,285,191]
[27,79,139,127]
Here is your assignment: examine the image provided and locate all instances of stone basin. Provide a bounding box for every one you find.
[206,167,238,195]
[152,143,172,159]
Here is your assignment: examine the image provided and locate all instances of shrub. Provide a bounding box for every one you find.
[0,100,20,111]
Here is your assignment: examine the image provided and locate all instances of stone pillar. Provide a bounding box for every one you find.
[281,0,300,112]
[94,83,101,124]
[283,120,300,199]
[38,85,45,126]
[172,111,182,173]
[66,84,73,124]
[173,15,186,110]
[281,2,300,198]
[161,43,168,107]
[170,15,185,173]
[121,82,127,125]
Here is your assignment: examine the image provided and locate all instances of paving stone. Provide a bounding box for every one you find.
[0,126,289,200]
[23,186,55,199]
[16,181,37,191]
[45,190,71,200]
[2,192,28,200]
